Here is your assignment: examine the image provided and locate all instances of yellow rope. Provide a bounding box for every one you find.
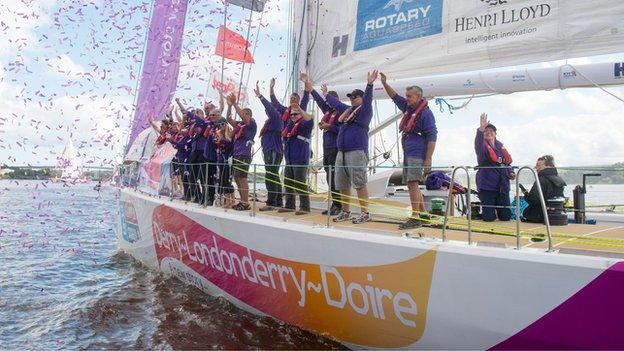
[228,163,624,248]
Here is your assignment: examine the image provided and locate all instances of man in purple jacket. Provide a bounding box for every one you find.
[256,81,284,211]
[380,73,438,229]
[326,70,378,224]
[226,94,257,211]
[475,113,516,221]
[277,103,314,215]
[176,98,209,204]
[309,79,346,216]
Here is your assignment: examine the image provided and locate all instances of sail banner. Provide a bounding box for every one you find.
[303,0,624,88]
[127,0,189,150]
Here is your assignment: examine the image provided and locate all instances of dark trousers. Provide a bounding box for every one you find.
[205,162,217,204]
[263,150,283,207]
[323,148,341,209]
[479,189,511,222]
[217,162,234,195]
[188,150,206,204]
[284,164,310,211]
[182,164,191,201]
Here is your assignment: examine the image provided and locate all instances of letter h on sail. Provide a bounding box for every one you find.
[332,35,349,57]
[615,62,624,78]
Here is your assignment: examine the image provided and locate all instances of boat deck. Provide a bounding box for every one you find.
[254,204,624,257]
[145,189,624,258]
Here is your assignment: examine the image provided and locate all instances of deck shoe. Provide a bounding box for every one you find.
[332,210,352,222]
[277,207,295,213]
[259,205,275,212]
[399,218,423,230]
[352,212,371,224]
[322,205,342,216]
[233,202,251,211]
[329,206,342,216]
[295,209,310,215]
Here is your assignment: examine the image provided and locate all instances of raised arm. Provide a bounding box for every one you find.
[380,72,397,99]
[299,72,311,111]
[174,98,187,114]
[310,89,330,113]
[292,105,313,122]
[225,99,236,128]
[255,81,281,120]
[324,84,350,112]
[148,116,160,133]
[269,77,285,111]
[475,113,487,159]
[228,93,251,123]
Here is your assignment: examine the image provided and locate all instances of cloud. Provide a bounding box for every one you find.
[0,1,57,56]
[44,54,87,78]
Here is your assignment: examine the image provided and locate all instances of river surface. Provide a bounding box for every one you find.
[0,180,344,350]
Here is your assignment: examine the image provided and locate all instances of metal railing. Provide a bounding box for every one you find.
[117,161,560,252]
[516,166,553,251]
[442,166,472,244]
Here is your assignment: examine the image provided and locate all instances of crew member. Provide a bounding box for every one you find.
[226,93,257,211]
[215,123,235,208]
[475,113,516,221]
[256,81,285,211]
[380,73,437,229]
[326,70,378,224]
[309,78,346,216]
[522,155,566,223]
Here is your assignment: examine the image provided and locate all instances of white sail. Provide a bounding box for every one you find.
[299,0,624,89]
[56,139,87,182]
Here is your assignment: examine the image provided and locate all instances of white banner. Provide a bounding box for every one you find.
[302,0,624,88]
[209,68,249,107]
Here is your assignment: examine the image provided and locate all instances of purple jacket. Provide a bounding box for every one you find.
[392,95,437,159]
[259,96,284,155]
[170,134,191,164]
[283,118,313,165]
[233,118,257,157]
[474,129,514,193]
[326,84,373,152]
[187,111,209,153]
[311,89,344,150]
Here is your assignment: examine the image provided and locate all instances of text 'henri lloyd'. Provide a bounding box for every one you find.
[455,3,552,32]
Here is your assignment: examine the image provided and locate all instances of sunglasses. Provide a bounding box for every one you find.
[349,96,361,100]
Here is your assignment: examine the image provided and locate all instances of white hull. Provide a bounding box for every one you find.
[117,188,624,349]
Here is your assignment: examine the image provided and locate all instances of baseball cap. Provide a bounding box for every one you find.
[346,89,364,99]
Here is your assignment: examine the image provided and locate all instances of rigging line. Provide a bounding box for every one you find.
[236,0,256,103]
[282,0,308,103]
[564,63,624,104]
[220,1,228,109]
[123,0,155,154]
[306,0,321,53]
[243,6,265,99]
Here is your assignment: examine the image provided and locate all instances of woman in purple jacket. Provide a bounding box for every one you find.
[475,113,516,222]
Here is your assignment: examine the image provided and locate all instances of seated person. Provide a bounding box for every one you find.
[522,155,566,223]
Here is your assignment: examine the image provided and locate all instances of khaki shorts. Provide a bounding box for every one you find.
[403,157,424,183]
[335,150,368,189]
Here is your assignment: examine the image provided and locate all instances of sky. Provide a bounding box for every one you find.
[1,0,623,169]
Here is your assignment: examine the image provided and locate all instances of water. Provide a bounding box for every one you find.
[0,180,344,350]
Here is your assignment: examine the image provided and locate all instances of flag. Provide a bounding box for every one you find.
[227,0,266,12]
[209,69,249,107]
[215,26,254,63]
[127,0,189,150]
